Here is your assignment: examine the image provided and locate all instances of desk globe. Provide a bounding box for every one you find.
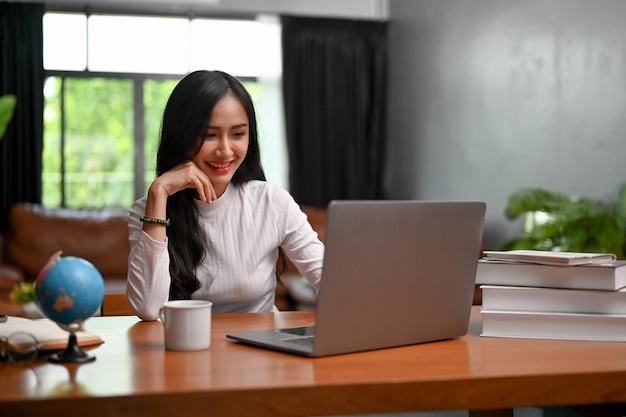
[35,252,104,363]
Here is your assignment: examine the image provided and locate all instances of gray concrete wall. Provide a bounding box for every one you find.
[386,0,626,249]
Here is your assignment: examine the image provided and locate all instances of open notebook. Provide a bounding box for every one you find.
[0,316,103,351]
[227,200,486,357]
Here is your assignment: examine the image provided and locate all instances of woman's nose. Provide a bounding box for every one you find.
[215,136,232,154]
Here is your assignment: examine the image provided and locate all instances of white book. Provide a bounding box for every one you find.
[476,259,626,291]
[482,250,617,266]
[481,285,626,315]
[481,309,626,342]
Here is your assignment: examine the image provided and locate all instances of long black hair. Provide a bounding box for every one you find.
[157,70,265,300]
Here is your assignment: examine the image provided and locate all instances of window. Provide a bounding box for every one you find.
[43,12,286,209]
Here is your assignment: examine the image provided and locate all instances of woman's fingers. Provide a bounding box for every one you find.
[160,162,217,202]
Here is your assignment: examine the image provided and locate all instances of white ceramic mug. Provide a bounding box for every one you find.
[159,300,213,351]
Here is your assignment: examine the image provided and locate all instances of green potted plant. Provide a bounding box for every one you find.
[9,282,44,317]
[10,282,35,304]
[0,94,17,140]
[499,183,626,259]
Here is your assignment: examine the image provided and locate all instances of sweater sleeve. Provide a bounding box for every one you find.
[126,198,171,321]
[277,191,324,292]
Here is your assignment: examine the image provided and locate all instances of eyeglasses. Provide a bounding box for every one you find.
[0,332,41,364]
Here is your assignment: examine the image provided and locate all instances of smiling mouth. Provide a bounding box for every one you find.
[207,161,233,170]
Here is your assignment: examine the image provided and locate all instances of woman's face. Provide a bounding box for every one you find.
[192,93,250,197]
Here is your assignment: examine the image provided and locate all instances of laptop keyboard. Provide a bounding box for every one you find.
[277,326,316,347]
[277,326,316,336]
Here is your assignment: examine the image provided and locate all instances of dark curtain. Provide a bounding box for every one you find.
[0,2,44,232]
[281,16,388,207]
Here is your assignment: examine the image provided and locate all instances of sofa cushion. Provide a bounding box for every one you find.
[4,203,130,281]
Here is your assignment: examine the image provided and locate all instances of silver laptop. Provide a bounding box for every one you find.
[227,200,486,357]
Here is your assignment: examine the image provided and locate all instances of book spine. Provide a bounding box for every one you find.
[481,286,626,315]
[475,262,626,291]
[481,310,626,342]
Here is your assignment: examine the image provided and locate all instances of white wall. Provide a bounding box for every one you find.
[386,0,626,249]
[34,0,388,19]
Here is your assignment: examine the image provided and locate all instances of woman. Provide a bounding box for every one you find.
[127,70,324,321]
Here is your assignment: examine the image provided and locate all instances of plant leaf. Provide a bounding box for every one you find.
[0,94,17,140]
[501,184,626,258]
[505,188,572,219]
[615,183,626,231]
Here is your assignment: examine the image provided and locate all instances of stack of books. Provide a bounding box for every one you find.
[476,250,626,341]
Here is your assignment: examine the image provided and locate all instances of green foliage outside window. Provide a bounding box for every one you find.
[43,77,177,208]
[43,77,263,210]
[143,79,178,189]
[44,77,133,208]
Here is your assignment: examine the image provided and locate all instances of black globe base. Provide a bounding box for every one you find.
[49,333,96,363]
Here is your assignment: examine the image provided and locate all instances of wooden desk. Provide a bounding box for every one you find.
[1,308,626,417]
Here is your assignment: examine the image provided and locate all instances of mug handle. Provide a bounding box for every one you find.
[159,307,166,323]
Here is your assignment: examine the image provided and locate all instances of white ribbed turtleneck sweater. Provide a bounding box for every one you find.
[127,181,324,321]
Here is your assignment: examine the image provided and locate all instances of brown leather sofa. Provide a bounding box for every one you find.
[0,203,130,300]
[0,203,328,310]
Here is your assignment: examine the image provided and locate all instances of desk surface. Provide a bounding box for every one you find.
[1,307,626,417]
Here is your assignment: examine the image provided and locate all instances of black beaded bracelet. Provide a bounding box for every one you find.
[140,216,171,226]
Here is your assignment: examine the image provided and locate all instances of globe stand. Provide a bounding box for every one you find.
[49,322,96,364]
